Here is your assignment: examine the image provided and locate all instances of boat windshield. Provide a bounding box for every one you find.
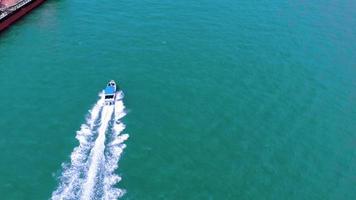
[105,95,114,99]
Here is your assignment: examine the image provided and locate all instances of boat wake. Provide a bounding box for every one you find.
[52,91,128,200]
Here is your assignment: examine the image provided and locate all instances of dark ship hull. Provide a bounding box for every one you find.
[0,0,45,32]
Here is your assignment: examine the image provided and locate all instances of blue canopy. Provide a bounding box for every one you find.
[105,86,115,94]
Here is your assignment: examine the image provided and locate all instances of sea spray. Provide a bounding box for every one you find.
[52,93,104,200]
[103,95,129,199]
[80,105,114,199]
[52,90,128,200]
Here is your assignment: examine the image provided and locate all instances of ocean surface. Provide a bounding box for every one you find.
[0,0,356,199]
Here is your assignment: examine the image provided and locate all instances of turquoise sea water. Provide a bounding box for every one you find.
[0,0,356,199]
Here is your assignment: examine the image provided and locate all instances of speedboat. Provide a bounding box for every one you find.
[104,80,117,105]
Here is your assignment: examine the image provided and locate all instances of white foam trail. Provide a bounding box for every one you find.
[81,105,114,200]
[52,93,104,200]
[52,91,129,200]
[103,95,129,200]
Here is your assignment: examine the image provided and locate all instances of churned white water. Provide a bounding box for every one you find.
[52,91,128,200]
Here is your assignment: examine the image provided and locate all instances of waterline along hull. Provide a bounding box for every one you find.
[0,0,45,32]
